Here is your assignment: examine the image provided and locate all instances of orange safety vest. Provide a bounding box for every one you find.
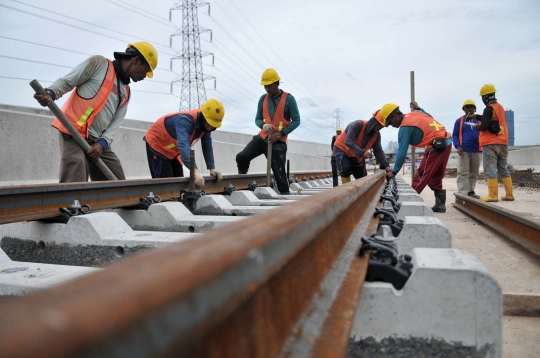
[145,109,204,165]
[479,103,508,146]
[401,111,450,149]
[259,92,290,143]
[334,120,378,161]
[51,60,130,139]
[458,116,482,151]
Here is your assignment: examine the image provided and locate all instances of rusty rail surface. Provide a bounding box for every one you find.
[453,193,540,256]
[0,173,386,358]
[0,171,330,225]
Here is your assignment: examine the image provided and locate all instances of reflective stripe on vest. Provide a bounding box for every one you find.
[459,116,482,152]
[401,111,449,149]
[334,120,378,161]
[145,109,204,165]
[51,60,128,138]
[479,103,508,146]
[259,92,290,142]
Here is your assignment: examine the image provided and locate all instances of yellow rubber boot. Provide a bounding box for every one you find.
[501,177,515,201]
[481,179,499,202]
[341,176,351,184]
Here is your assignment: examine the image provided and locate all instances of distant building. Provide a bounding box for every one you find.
[387,141,399,151]
[505,109,515,146]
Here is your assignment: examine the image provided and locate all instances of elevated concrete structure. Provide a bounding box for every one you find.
[0,104,331,184]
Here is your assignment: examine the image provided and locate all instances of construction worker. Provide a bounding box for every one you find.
[472,84,513,202]
[452,100,482,198]
[330,128,343,187]
[33,42,158,183]
[235,68,301,194]
[332,111,391,183]
[331,128,343,151]
[144,99,225,188]
[385,102,452,213]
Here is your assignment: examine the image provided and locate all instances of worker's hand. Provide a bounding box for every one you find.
[386,172,395,180]
[86,142,104,162]
[209,169,222,181]
[33,88,54,107]
[362,151,372,159]
[262,124,274,134]
[269,131,283,143]
[385,166,392,173]
[193,169,205,189]
[410,101,419,111]
[457,148,464,156]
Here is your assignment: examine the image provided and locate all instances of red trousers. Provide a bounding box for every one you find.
[412,144,452,194]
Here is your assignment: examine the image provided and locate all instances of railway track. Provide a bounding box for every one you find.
[0,172,387,357]
[1,175,528,357]
[453,193,540,256]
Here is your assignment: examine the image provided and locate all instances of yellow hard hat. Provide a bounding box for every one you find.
[260,68,280,85]
[372,109,385,127]
[128,41,158,78]
[381,103,400,126]
[336,127,343,132]
[201,98,225,128]
[462,99,476,109]
[479,83,496,96]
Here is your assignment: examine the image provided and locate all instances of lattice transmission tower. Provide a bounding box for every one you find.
[332,108,343,130]
[170,1,215,110]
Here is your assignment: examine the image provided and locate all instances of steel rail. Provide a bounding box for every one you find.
[0,172,386,358]
[0,170,331,225]
[453,193,540,256]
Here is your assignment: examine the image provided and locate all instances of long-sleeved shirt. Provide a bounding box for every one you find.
[255,91,300,142]
[476,106,495,131]
[49,55,129,149]
[392,108,452,174]
[452,115,481,152]
[332,118,389,168]
[160,113,215,170]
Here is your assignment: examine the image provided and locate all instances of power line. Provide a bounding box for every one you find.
[0,55,177,85]
[0,3,176,56]
[0,55,72,69]
[104,0,176,27]
[226,0,335,115]
[0,36,176,73]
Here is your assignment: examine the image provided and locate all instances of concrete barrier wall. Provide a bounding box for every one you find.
[507,147,540,171]
[0,104,331,184]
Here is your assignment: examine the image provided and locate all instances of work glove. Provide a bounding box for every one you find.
[194,169,205,189]
[262,124,274,133]
[209,169,223,181]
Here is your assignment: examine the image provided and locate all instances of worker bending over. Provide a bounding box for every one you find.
[144,99,225,188]
[385,102,452,213]
[34,42,158,182]
[332,111,391,183]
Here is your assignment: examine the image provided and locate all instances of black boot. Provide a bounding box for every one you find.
[432,189,446,213]
[238,168,248,175]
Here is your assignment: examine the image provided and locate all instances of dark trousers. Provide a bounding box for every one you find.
[336,154,367,179]
[412,144,452,194]
[58,133,126,183]
[236,135,290,194]
[146,142,184,178]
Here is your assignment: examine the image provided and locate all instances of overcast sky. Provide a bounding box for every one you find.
[1,0,539,147]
